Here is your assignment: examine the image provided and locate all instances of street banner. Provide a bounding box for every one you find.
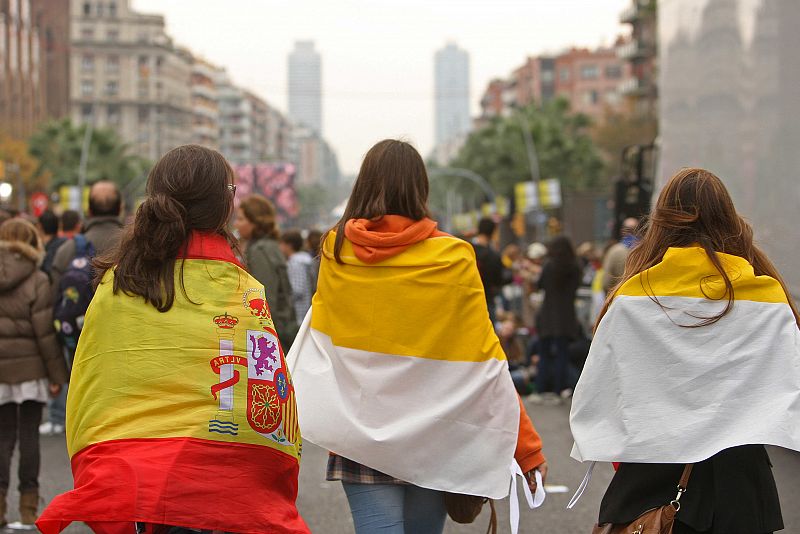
[38,233,308,534]
[515,182,538,213]
[58,186,89,213]
[539,178,562,209]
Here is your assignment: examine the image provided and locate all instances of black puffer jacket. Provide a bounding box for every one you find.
[0,240,68,385]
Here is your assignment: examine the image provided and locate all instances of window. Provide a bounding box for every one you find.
[106,55,119,73]
[106,29,119,41]
[155,56,163,73]
[541,70,554,83]
[81,79,94,97]
[138,107,149,122]
[83,2,91,16]
[96,2,104,16]
[559,67,570,82]
[582,90,599,105]
[580,65,599,80]
[105,80,118,96]
[109,1,117,17]
[138,55,148,66]
[81,54,94,71]
[81,104,93,118]
[605,65,622,79]
[80,27,94,40]
[107,104,120,124]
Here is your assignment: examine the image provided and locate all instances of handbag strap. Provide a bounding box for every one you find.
[672,464,694,507]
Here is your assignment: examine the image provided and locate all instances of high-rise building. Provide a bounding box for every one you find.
[69,0,193,161]
[215,70,252,164]
[434,42,470,146]
[288,41,321,135]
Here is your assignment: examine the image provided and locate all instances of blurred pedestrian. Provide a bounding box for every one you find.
[37,210,65,277]
[532,236,581,402]
[38,145,308,534]
[0,219,67,530]
[59,210,81,239]
[601,217,639,293]
[289,139,547,534]
[51,181,123,295]
[235,195,298,351]
[305,228,322,293]
[572,168,800,534]
[472,217,505,324]
[280,229,314,322]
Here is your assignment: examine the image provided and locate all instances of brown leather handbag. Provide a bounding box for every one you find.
[592,464,693,534]
[444,493,497,534]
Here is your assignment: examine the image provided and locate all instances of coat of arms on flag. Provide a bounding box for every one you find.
[246,328,299,445]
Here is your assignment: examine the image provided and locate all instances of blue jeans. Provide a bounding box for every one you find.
[342,483,447,534]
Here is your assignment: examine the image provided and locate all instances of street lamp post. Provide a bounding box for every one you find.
[515,108,547,241]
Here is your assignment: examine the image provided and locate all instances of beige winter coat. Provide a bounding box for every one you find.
[0,240,68,385]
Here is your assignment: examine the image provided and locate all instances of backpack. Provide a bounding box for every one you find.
[53,235,96,352]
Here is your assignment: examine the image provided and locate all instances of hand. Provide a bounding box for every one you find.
[525,461,548,494]
[49,383,62,397]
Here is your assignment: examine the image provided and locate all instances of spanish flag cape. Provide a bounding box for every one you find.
[287,216,523,499]
[570,246,800,464]
[38,232,309,534]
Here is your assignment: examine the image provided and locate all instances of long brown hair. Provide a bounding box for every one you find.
[328,139,430,263]
[596,168,800,329]
[239,195,279,240]
[94,145,237,312]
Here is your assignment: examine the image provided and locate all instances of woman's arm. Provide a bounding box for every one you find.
[514,395,547,491]
[31,273,68,385]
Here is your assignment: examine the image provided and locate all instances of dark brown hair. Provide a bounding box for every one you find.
[239,195,279,240]
[596,168,800,329]
[94,145,237,312]
[329,139,430,263]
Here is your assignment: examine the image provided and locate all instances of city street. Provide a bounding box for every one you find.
[8,399,800,533]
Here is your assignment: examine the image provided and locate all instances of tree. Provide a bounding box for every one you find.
[28,118,150,190]
[0,134,46,191]
[591,110,658,176]
[451,98,605,196]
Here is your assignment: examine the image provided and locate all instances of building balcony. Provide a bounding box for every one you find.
[617,39,655,61]
[192,124,218,139]
[618,77,650,97]
[620,4,639,24]
[191,83,216,100]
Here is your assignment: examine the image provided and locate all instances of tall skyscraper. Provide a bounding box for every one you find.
[434,42,470,146]
[288,41,322,135]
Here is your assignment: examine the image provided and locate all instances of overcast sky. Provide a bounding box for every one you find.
[132,0,631,175]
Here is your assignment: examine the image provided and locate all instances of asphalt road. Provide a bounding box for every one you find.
[6,399,800,533]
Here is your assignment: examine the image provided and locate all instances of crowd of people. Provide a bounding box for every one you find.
[0,141,797,534]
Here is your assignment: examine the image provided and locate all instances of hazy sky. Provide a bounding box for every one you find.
[132,0,631,174]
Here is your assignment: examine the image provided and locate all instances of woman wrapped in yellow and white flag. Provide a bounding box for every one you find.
[570,168,800,534]
[288,139,547,534]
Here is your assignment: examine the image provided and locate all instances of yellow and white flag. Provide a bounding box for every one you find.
[570,246,800,464]
[287,230,520,499]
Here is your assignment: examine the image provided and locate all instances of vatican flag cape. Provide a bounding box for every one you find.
[38,232,308,534]
[570,246,800,464]
[287,219,520,499]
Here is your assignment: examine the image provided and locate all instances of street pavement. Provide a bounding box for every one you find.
[6,399,800,533]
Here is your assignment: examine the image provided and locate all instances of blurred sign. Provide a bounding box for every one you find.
[30,192,48,217]
[59,186,89,212]
[515,182,538,213]
[495,196,510,217]
[232,163,298,222]
[539,178,562,209]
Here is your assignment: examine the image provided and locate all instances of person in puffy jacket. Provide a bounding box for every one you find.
[0,218,68,529]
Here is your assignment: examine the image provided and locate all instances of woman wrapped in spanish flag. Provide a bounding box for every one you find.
[287,139,547,533]
[38,145,309,534]
[570,168,800,534]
